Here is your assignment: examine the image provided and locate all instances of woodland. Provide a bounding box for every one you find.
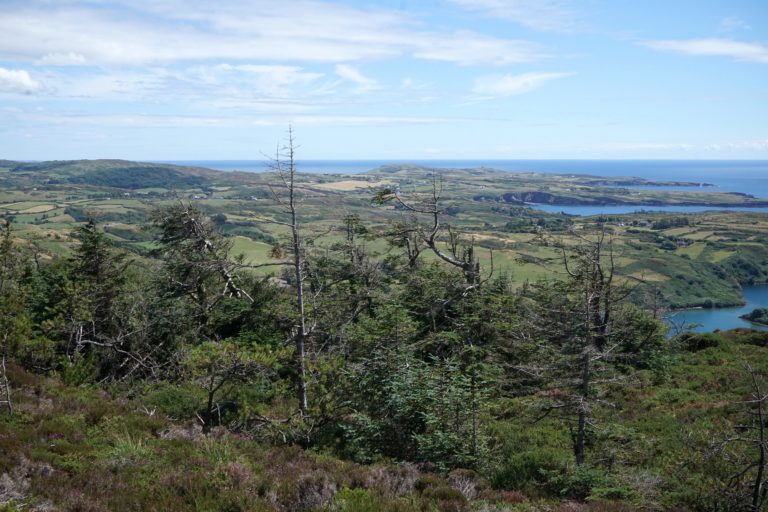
[0,139,767,511]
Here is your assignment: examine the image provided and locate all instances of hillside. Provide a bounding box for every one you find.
[1,161,768,511]
[1,159,767,309]
[0,159,222,190]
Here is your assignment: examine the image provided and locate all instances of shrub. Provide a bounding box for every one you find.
[545,465,611,501]
[676,332,723,352]
[142,383,205,421]
[328,488,421,512]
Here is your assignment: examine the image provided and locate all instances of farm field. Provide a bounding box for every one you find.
[1,159,767,308]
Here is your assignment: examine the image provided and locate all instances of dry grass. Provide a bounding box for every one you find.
[18,204,56,214]
[313,180,392,191]
[627,270,669,282]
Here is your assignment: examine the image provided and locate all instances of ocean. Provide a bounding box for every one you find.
[161,159,768,199]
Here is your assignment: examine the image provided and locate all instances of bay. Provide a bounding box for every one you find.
[529,204,768,215]
[161,159,768,198]
[668,285,768,333]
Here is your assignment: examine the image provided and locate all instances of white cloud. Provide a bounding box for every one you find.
[0,1,544,67]
[185,64,326,96]
[8,110,447,128]
[644,38,768,64]
[447,0,575,32]
[471,72,573,99]
[718,16,751,33]
[0,67,42,94]
[54,71,169,100]
[36,52,87,66]
[413,31,544,65]
[335,64,378,90]
[491,139,768,156]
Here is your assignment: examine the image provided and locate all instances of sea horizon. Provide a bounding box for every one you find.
[156,159,768,198]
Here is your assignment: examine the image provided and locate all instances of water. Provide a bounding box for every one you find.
[530,204,768,215]
[162,159,768,199]
[668,285,768,333]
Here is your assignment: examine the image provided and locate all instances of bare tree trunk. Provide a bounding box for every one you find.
[283,128,309,416]
[574,349,590,466]
[471,371,478,464]
[749,367,766,512]
[292,207,309,416]
[1,345,12,415]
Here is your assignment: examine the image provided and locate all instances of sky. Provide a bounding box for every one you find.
[0,0,767,161]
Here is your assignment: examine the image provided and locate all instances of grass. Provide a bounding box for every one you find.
[675,242,705,259]
[313,180,393,191]
[1,163,767,309]
[683,231,715,240]
[708,249,736,263]
[10,332,761,512]
[18,204,56,214]
[0,364,581,512]
[0,201,53,211]
[231,237,276,269]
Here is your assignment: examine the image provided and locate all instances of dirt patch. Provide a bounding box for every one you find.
[313,180,392,191]
[19,204,56,214]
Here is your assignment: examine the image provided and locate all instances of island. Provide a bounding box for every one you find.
[740,307,768,326]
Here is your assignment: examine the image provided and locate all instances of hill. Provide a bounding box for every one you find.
[1,159,768,308]
[0,159,222,190]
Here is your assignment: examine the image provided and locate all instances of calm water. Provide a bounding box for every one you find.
[668,285,768,333]
[162,159,768,199]
[530,204,768,215]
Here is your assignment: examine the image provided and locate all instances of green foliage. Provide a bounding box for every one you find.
[676,331,724,352]
[142,383,207,420]
[488,422,569,493]
[58,353,99,386]
[329,488,422,512]
[341,349,490,471]
[68,166,209,189]
[651,217,690,230]
[5,163,768,511]
[740,307,768,325]
[0,221,33,368]
[545,465,609,500]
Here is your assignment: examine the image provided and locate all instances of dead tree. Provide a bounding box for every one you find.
[562,226,640,465]
[511,224,657,467]
[0,338,11,415]
[263,127,310,416]
[745,364,768,512]
[375,172,490,287]
[0,221,23,415]
[724,364,768,512]
[384,217,423,269]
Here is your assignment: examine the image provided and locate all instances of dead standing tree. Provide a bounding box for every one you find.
[743,364,767,512]
[510,224,649,467]
[375,172,490,288]
[0,221,26,415]
[262,127,310,416]
[560,225,641,465]
[718,364,768,512]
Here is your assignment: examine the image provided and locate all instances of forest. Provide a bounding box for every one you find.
[0,146,767,512]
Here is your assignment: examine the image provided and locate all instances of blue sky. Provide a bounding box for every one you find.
[0,0,766,160]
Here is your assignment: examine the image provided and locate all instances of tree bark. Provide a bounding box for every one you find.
[282,127,309,416]
[574,349,590,466]
[750,367,766,512]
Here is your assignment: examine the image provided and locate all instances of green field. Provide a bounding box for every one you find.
[2,159,768,308]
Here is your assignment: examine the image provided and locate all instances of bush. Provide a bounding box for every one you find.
[328,488,421,512]
[415,475,468,512]
[142,383,206,420]
[676,332,723,352]
[545,466,613,501]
